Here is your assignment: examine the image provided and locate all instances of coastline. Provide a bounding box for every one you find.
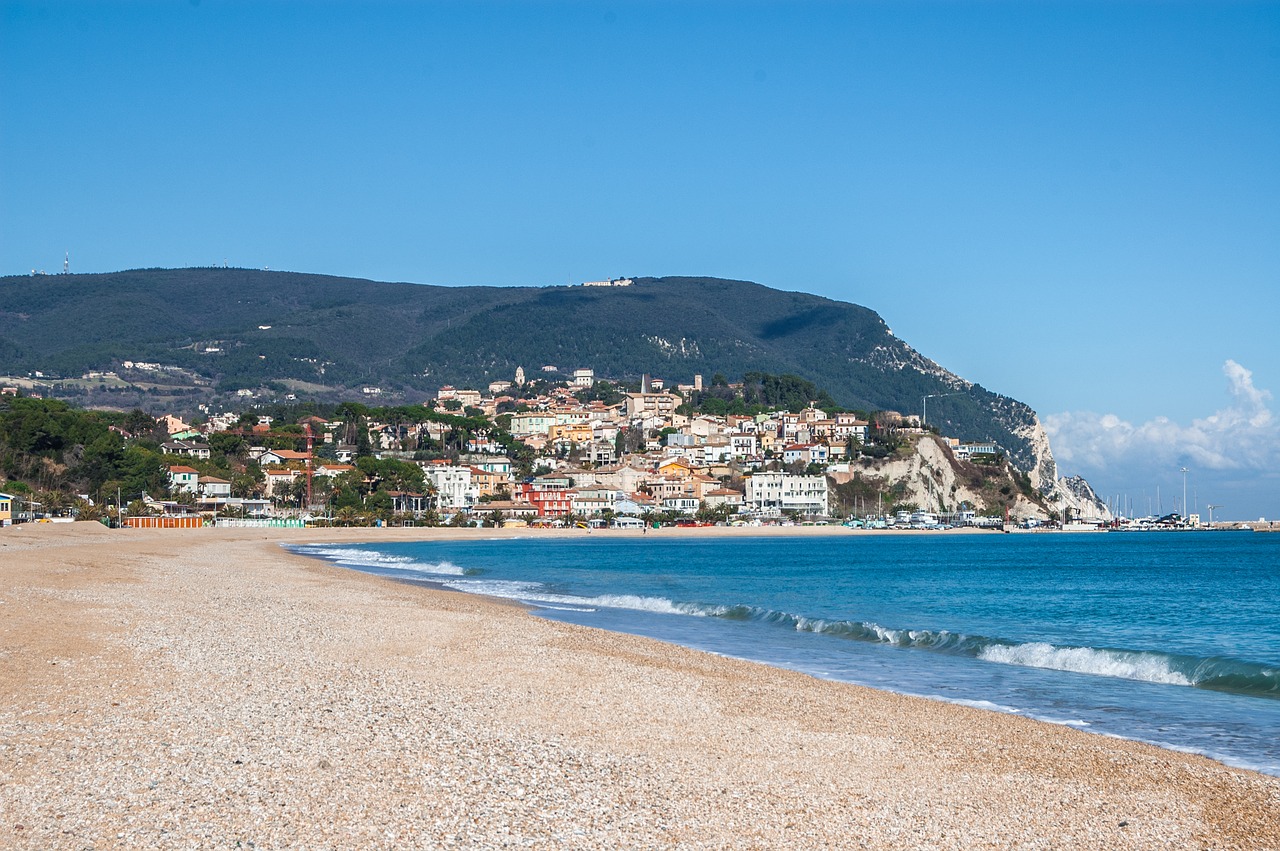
[3,523,1278,848]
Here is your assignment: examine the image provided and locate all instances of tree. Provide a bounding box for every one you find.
[366,489,393,519]
[209,431,247,459]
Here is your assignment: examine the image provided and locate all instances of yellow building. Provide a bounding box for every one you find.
[547,422,594,444]
[0,492,14,525]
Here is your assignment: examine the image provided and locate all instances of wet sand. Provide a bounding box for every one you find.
[2,522,1277,849]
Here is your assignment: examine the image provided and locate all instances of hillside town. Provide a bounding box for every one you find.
[0,364,1074,530]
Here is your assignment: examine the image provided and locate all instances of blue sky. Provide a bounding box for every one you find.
[2,1,1277,518]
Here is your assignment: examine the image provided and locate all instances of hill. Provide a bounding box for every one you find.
[0,268,1055,483]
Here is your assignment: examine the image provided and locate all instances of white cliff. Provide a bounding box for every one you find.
[831,430,1113,523]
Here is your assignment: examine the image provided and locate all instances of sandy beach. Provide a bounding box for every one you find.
[2,523,1277,849]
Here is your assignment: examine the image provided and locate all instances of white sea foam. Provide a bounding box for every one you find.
[978,642,1193,686]
[945,698,1025,715]
[1031,716,1093,729]
[300,546,466,576]
[443,578,542,598]
[438,581,695,616]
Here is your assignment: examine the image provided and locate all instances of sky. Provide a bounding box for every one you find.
[2,1,1277,519]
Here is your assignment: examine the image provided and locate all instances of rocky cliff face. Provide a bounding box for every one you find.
[1050,474,1114,523]
[1014,414,1113,522]
[870,341,1111,522]
[831,432,1112,523]
[832,435,1041,520]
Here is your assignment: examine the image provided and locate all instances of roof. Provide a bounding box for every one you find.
[265,449,312,460]
[168,465,199,474]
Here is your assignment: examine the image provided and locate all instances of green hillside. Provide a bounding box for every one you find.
[0,268,1043,471]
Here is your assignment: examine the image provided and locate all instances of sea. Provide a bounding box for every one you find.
[288,531,1280,776]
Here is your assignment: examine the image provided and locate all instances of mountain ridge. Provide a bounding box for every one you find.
[0,267,1057,485]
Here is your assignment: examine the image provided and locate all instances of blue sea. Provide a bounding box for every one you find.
[289,531,1280,776]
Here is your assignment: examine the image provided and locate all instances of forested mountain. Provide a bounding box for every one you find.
[0,268,1048,474]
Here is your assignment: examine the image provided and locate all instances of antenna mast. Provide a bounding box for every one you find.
[63,252,69,274]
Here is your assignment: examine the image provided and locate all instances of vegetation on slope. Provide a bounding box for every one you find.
[0,269,1044,472]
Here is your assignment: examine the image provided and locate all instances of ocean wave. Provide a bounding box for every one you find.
[290,545,467,576]
[695,604,1280,699]
[443,581,699,616]
[977,643,1191,686]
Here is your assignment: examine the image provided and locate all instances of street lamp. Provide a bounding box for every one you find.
[922,393,957,428]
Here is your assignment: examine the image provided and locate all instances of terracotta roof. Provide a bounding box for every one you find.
[266,449,312,460]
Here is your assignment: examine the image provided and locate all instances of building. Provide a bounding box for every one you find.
[662,496,700,514]
[833,413,870,443]
[168,465,200,494]
[702,488,744,511]
[257,448,312,467]
[263,468,301,498]
[570,486,616,516]
[572,368,595,388]
[624,391,680,420]
[510,412,556,438]
[468,466,509,499]
[513,484,572,518]
[743,472,829,516]
[476,500,539,522]
[459,454,513,477]
[198,476,232,499]
[782,443,830,466]
[581,277,633,287]
[956,442,1000,462]
[160,439,211,460]
[729,433,759,459]
[421,463,479,510]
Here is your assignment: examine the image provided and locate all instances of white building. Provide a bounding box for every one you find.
[729,433,759,459]
[571,486,616,516]
[198,476,232,499]
[421,464,479,510]
[572,368,595,387]
[743,472,829,517]
[168,465,199,494]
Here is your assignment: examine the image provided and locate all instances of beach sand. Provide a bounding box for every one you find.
[1,523,1277,849]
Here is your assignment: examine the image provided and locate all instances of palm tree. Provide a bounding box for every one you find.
[37,489,70,518]
[73,498,103,523]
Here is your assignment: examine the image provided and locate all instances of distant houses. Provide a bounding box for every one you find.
[8,357,1013,529]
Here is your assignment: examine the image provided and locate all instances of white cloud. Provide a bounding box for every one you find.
[1045,360,1278,474]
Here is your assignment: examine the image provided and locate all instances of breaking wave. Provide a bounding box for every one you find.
[697,604,1280,699]
[286,545,468,576]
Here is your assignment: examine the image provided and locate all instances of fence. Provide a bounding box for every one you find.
[124,516,206,529]
[214,518,308,528]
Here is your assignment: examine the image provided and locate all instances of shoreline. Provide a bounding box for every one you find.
[287,527,1279,779]
[3,522,1278,848]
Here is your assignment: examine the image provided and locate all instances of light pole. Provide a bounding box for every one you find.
[1180,467,1189,523]
[922,393,957,428]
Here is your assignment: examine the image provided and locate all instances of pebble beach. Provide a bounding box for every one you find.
[2,522,1278,849]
